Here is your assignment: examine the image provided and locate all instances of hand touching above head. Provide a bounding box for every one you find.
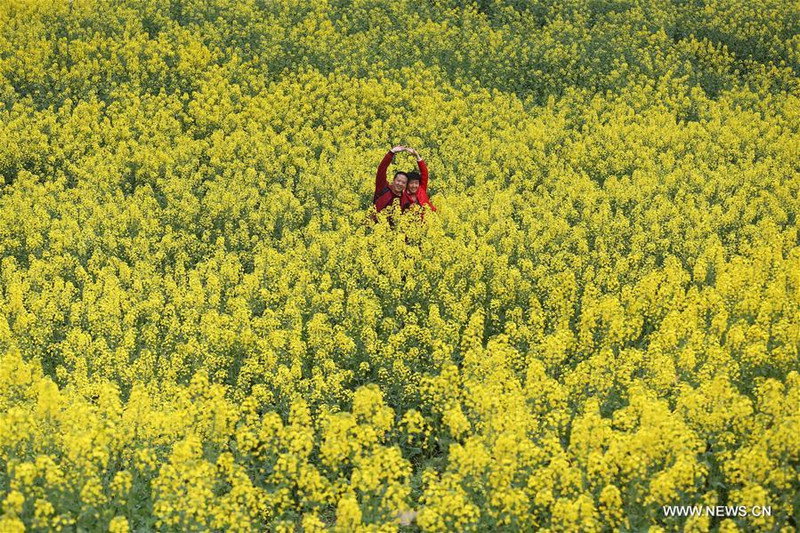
[389,146,423,161]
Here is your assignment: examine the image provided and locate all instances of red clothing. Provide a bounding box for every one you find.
[401,159,436,212]
[374,150,402,212]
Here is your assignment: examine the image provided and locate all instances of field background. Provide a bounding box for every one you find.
[1,0,799,531]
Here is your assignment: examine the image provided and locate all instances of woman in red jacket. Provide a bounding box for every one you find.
[401,147,436,213]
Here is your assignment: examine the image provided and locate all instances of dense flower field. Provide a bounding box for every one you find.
[1,0,799,530]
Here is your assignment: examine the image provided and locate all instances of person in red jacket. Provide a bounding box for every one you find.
[401,147,436,213]
[373,145,410,213]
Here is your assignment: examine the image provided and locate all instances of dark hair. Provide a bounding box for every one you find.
[393,171,408,181]
[406,171,421,183]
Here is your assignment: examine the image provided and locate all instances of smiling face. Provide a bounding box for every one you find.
[406,179,420,194]
[391,173,408,195]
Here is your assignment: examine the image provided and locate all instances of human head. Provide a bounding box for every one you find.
[391,171,408,195]
[405,171,421,194]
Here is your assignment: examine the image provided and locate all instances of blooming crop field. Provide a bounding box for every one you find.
[1,0,799,531]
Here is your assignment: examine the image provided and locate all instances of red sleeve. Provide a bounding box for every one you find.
[376,150,394,196]
[375,192,391,212]
[417,160,434,211]
[376,191,401,213]
[417,159,429,191]
[420,189,436,211]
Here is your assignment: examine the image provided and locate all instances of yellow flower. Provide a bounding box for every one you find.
[2,490,25,515]
[33,498,54,529]
[0,517,26,533]
[110,470,133,501]
[108,516,131,533]
[335,493,362,531]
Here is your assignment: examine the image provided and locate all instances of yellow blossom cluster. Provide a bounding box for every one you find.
[1,0,799,530]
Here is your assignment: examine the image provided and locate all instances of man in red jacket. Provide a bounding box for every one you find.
[401,147,436,212]
[373,145,410,213]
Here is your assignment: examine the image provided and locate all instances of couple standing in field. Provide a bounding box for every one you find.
[372,145,436,215]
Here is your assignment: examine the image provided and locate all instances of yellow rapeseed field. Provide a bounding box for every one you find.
[1,0,799,530]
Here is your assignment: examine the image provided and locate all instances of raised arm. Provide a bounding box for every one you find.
[418,159,428,191]
[375,145,405,196]
[409,148,429,191]
[375,151,394,196]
